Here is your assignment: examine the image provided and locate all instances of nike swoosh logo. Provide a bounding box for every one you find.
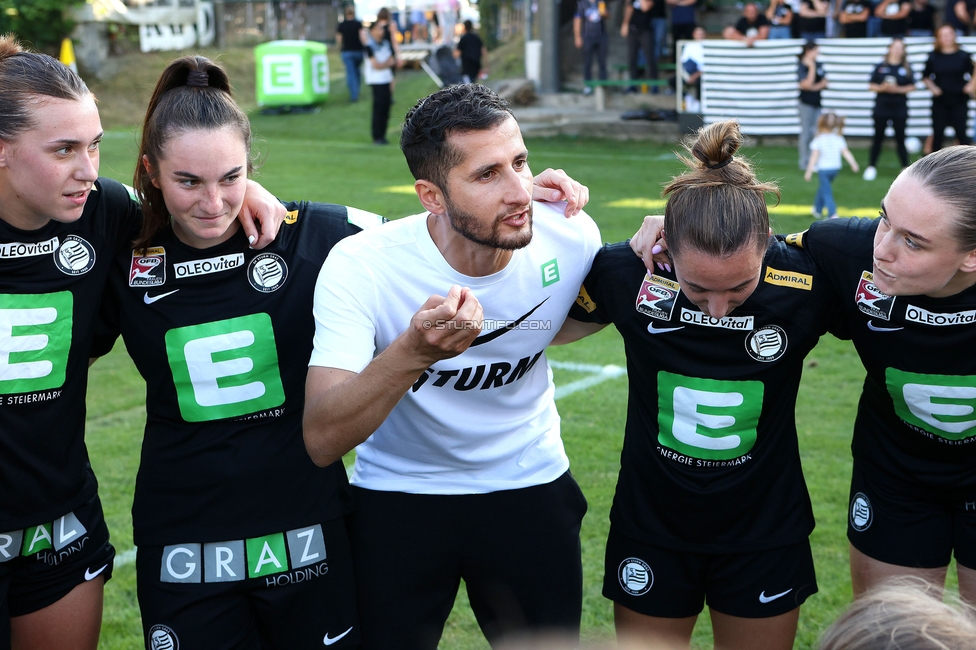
[866,320,903,332]
[647,322,684,335]
[144,289,179,304]
[759,588,793,603]
[323,627,353,646]
[470,297,549,347]
[85,564,108,581]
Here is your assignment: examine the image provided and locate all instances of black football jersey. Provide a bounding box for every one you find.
[97,202,376,546]
[0,178,140,531]
[798,218,976,490]
[569,240,842,552]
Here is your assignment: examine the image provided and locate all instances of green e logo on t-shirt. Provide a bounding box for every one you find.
[657,371,763,460]
[0,292,72,395]
[887,368,976,441]
[165,314,285,422]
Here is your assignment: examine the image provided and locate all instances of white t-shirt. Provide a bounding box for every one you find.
[310,202,602,494]
[810,132,848,171]
[364,36,394,85]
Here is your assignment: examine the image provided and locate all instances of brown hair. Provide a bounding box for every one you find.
[934,24,958,53]
[816,111,846,134]
[133,55,252,250]
[663,119,780,259]
[0,34,92,143]
[904,145,976,251]
[819,577,976,650]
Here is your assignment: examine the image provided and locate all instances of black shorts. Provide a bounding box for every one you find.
[0,492,115,623]
[848,459,976,569]
[137,517,358,650]
[349,471,588,649]
[603,527,817,619]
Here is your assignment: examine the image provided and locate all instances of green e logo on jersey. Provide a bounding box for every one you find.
[657,371,763,460]
[887,368,976,441]
[0,292,72,395]
[165,314,285,422]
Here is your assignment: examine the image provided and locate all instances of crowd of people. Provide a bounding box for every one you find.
[724,0,974,41]
[3,8,976,650]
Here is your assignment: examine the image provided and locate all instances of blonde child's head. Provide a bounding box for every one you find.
[817,111,844,135]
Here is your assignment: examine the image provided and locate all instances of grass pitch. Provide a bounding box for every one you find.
[85,47,933,649]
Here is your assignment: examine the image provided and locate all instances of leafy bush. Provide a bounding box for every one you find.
[0,0,83,53]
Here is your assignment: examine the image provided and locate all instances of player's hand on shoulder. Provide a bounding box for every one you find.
[630,214,671,273]
[409,285,483,361]
[532,168,590,217]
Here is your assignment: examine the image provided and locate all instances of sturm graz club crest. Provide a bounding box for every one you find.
[148,624,179,650]
[618,557,653,596]
[745,325,787,362]
[247,253,288,292]
[54,235,96,276]
[850,492,873,532]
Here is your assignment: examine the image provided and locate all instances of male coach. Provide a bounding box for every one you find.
[303,84,602,649]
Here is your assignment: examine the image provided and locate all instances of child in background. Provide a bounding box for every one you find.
[365,20,395,145]
[804,112,859,219]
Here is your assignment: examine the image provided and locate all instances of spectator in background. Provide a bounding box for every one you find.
[907,0,936,35]
[337,5,365,102]
[722,3,770,45]
[648,0,669,72]
[945,0,976,36]
[410,6,429,42]
[575,0,610,95]
[866,0,883,35]
[804,111,860,220]
[622,0,658,92]
[768,0,795,38]
[669,0,698,57]
[798,42,828,170]
[797,0,829,39]
[955,0,976,34]
[839,0,870,36]
[863,37,915,180]
[819,578,976,650]
[455,19,487,82]
[365,20,396,145]
[875,0,911,36]
[680,25,706,110]
[375,7,402,99]
[922,24,975,151]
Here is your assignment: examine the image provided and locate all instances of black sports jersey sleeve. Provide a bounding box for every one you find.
[798,218,976,489]
[0,178,141,531]
[575,240,839,552]
[103,201,370,546]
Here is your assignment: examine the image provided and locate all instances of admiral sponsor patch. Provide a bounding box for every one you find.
[248,253,288,292]
[636,274,680,321]
[54,235,95,276]
[905,305,976,327]
[575,285,597,313]
[173,253,245,279]
[284,209,299,225]
[764,266,812,291]
[129,247,166,287]
[745,325,787,362]
[0,237,59,259]
[855,271,896,320]
[680,308,754,330]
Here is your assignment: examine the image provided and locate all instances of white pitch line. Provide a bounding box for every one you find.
[113,360,626,568]
[550,360,626,399]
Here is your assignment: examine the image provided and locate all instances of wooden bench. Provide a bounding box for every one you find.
[583,78,670,111]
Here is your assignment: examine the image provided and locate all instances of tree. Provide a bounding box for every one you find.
[0,0,84,53]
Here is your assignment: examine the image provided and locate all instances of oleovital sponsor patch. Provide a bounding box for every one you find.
[173,253,245,279]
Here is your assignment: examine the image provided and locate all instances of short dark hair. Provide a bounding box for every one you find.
[399,84,515,191]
